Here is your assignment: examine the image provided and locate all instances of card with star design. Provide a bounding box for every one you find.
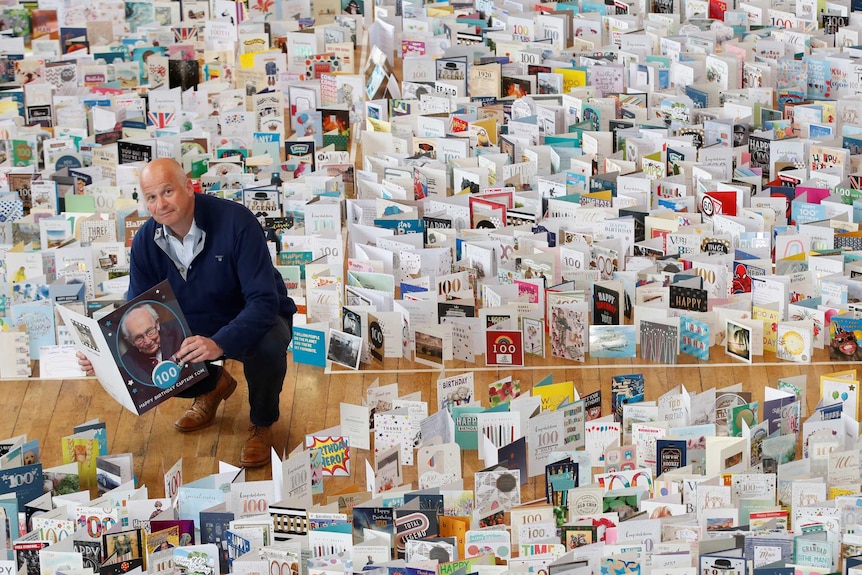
[819,369,859,420]
[56,280,208,415]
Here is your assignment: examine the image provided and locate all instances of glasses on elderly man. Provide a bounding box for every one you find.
[130,326,158,345]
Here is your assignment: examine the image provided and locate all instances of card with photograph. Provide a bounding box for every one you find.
[726,320,752,363]
[327,329,362,370]
[589,325,636,358]
[374,445,402,493]
[522,317,545,358]
[415,326,448,367]
[101,528,144,573]
[56,280,208,415]
[100,284,208,392]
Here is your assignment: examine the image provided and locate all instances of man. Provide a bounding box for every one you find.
[112,533,134,562]
[79,158,295,467]
[119,303,185,385]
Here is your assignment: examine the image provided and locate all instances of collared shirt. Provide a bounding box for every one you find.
[132,193,296,358]
[157,220,205,279]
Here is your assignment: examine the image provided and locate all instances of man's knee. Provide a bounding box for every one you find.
[247,322,290,362]
[253,338,287,363]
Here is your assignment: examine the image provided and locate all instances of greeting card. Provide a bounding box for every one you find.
[373,409,414,465]
[485,329,523,367]
[589,325,636,358]
[474,467,521,513]
[775,321,814,363]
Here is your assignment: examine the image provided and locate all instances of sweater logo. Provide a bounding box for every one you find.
[215,255,224,261]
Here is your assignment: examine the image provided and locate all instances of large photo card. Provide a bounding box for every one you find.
[56,280,208,415]
[100,283,208,390]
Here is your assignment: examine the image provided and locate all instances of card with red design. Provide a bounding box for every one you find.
[305,53,343,80]
[485,330,523,367]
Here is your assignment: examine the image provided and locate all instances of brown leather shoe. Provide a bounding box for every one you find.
[173,369,238,432]
[240,425,273,468]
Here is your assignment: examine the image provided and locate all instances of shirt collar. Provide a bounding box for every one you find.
[156,219,202,242]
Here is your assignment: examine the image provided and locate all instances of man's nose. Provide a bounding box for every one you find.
[154,195,168,210]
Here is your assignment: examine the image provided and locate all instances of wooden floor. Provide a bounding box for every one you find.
[3,48,844,505]
[2,345,856,502]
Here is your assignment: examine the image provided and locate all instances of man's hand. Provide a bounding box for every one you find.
[176,336,224,364]
[76,351,95,376]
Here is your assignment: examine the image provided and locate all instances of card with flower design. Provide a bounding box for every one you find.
[247,0,276,19]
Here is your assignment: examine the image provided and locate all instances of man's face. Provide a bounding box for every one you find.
[125,308,160,355]
[140,160,195,234]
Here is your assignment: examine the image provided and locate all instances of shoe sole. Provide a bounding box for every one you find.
[173,376,238,433]
[239,456,270,468]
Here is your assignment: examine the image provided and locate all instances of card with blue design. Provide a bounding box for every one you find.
[56,280,207,415]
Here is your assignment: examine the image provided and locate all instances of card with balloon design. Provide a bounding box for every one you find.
[465,529,510,560]
[584,419,622,468]
[819,369,858,421]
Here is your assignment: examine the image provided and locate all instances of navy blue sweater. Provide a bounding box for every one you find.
[129,193,296,359]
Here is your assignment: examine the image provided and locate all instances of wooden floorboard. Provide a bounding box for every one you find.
[0,380,29,438]
[4,345,855,501]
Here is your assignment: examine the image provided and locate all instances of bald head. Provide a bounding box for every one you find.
[140,158,196,237]
[141,158,186,185]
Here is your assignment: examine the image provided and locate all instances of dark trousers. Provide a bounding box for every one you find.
[176,316,292,426]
